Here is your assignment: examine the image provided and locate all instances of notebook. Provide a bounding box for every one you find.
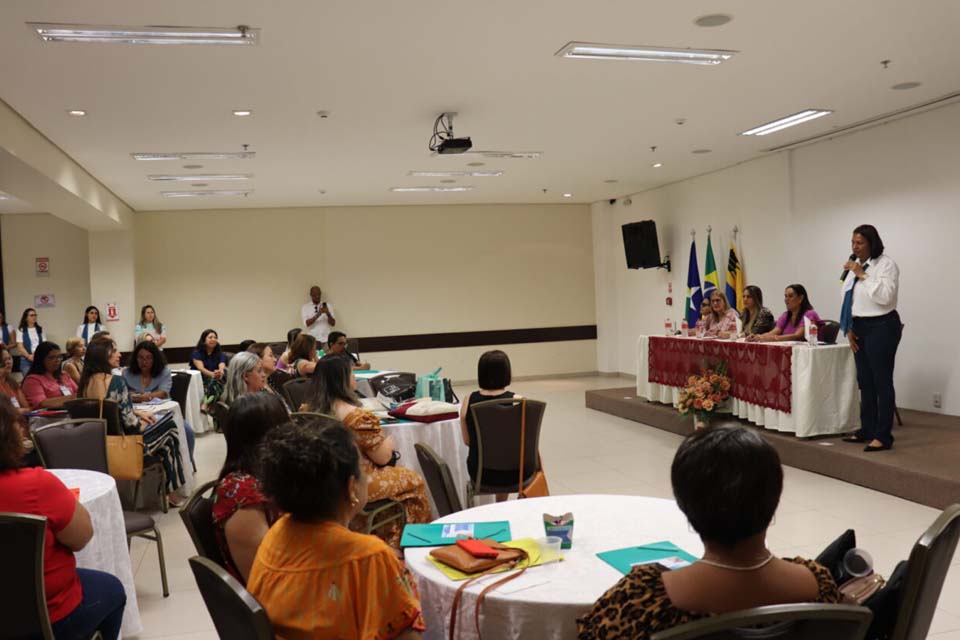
[596,541,698,575]
[400,521,512,547]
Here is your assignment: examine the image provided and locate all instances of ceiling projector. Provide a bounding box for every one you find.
[429,112,472,154]
[436,136,472,154]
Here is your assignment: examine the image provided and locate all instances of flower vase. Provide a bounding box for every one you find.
[694,412,710,430]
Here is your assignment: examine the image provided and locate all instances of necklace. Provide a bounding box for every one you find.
[698,552,775,571]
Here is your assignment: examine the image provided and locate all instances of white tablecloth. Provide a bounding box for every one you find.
[406,495,704,640]
[134,400,196,497]
[636,335,859,437]
[48,469,142,637]
[176,369,212,434]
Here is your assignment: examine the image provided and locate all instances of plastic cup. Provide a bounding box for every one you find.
[843,547,874,577]
[538,536,563,565]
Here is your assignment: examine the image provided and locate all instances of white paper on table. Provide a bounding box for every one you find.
[803,315,813,344]
[735,314,743,337]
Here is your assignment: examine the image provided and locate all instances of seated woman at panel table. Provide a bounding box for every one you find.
[81,338,186,506]
[701,291,740,338]
[307,356,431,547]
[247,421,425,640]
[220,352,268,407]
[287,332,319,378]
[577,425,840,640]
[741,285,776,337]
[748,284,821,343]
[191,328,228,409]
[134,304,168,348]
[0,396,127,640]
[22,341,78,409]
[211,393,286,584]
[459,349,520,503]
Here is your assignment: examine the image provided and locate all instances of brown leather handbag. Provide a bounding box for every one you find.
[517,399,549,499]
[100,396,145,481]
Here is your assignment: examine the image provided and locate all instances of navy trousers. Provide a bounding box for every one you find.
[49,568,126,640]
[852,311,902,447]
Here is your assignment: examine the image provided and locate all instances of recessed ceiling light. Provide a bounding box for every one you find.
[318,189,327,194]
[694,14,733,27]
[603,179,619,184]
[652,163,663,168]
[692,149,712,154]
[161,190,252,198]
[316,110,331,118]
[466,162,486,167]
[555,41,737,65]
[132,151,255,161]
[562,193,573,198]
[67,109,87,116]
[389,186,475,193]
[740,109,833,136]
[232,110,252,117]
[408,170,503,177]
[440,179,456,184]
[191,183,208,188]
[891,82,921,90]
[28,23,259,46]
[183,164,204,169]
[147,174,252,182]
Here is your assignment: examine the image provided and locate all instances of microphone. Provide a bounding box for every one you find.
[840,253,856,281]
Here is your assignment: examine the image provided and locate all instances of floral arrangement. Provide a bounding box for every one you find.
[678,362,732,425]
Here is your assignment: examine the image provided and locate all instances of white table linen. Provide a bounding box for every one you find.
[48,469,142,637]
[636,335,859,437]
[134,400,196,497]
[176,369,212,434]
[406,495,704,640]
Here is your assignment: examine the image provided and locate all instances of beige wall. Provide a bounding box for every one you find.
[1,213,91,346]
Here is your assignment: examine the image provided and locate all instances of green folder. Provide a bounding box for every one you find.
[400,521,512,548]
[596,540,699,575]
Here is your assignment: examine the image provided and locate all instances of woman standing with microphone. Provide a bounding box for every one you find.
[841,225,901,452]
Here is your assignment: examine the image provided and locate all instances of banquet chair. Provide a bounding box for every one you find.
[179,480,226,568]
[888,503,960,640]
[189,556,273,640]
[818,320,841,345]
[282,378,313,411]
[210,401,230,433]
[651,603,872,640]
[0,512,57,639]
[415,443,463,517]
[30,419,170,598]
[467,398,546,507]
[170,371,192,417]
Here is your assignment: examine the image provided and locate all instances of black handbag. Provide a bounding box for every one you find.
[443,378,459,404]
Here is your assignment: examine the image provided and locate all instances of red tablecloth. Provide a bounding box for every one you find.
[648,337,793,413]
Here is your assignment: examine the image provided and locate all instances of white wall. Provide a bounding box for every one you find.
[89,230,137,349]
[594,102,960,415]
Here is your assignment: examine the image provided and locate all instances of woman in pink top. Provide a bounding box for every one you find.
[701,292,740,338]
[22,341,78,409]
[749,284,821,343]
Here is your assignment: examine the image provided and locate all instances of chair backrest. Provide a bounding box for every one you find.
[282,378,313,411]
[0,512,54,639]
[368,372,416,396]
[65,398,123,435]
[189,556,273,640]
[651,603,873,640]
[222,351,236,365]
[471,398,545,486]
[170,371,192,416]
[415,443,463,517]
[30,419,109,473]
[179,480,226,567]
[289,412,340,427]
[891,503,960,640]
[268,369,292,391]
[818,320,841,345]
[210,401,230,431]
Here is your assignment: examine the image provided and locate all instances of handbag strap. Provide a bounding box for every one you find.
[517,398,527,498]
[448,551,528,640]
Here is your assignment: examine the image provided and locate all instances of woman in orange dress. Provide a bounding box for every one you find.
[307,357,431,547]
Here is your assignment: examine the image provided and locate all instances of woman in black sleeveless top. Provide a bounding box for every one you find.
[459,350,518,501]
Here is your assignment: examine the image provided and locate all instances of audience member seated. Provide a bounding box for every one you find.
[0,396,127,640]
[220,352,267,406]
[191,329,228,409]
[307,357,431,547]
[701,291,740,338]
[749,284,821,343]
[741,285,776,337]
[17,307,44,375]
[246,343,287,399]
[0,309,20,354]
[693,299,712,336]
[276,327,301,372]
[238,339,256,352]
[62,337,86,385]
[81,338,186,506]
[22,341,77,409]
[76,305,103,345]
[247,421,425,640]
[134,305,167,348]
[577,425,839,639]
[325,331,371,369]
[287,333,319,378]
[0,346,31,415]
[211,393,286,584]
[459,350,519,502]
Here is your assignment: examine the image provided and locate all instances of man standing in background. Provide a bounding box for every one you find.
[301,285,336,344]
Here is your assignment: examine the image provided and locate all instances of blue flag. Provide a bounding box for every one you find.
[685,239,703,327]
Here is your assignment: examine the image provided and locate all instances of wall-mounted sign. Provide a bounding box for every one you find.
[36,257,50,277]
[34,294,56,308]
[106,302,119,322]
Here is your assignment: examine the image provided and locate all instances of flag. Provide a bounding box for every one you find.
[726,239,744,312]
[685,239,703,327]
[703,233,720,298]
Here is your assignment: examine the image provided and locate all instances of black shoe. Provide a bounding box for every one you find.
[842,434,869,443]
[863,443,892,452]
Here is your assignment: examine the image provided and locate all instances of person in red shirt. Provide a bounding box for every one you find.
[0,396,126,639]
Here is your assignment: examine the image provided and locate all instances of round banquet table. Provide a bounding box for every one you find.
[47,469,142,637]
[405,494,705,640]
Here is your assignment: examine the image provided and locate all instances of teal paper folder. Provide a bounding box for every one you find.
[596,540,698,575]
[400,521,512,547]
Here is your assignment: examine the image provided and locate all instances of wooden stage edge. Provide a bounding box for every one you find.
[585,387,960,510]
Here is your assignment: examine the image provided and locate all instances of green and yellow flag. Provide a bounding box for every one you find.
[726,240,744,312]
[703,233,720,298]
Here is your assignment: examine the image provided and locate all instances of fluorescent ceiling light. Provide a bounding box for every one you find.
[740,109,833,136]
[131,152,255,161]
[555,41,736,65]
[562,193,573,198]
[232,110,252,117]
[478,151,541,159]
[161,190,252,198]
[148,174,252,182]
[652,162,663,168]
[28,23,259,45]
[67,109,86,116]
[390,186,475,193]
[408,170,502,177]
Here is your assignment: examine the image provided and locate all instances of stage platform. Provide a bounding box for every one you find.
[585,387,960,510]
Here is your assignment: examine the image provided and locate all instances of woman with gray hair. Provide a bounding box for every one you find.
[221,351,267,406]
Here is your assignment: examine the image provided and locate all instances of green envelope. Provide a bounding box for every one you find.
[596,540,699,575]
[399,521,512,547]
